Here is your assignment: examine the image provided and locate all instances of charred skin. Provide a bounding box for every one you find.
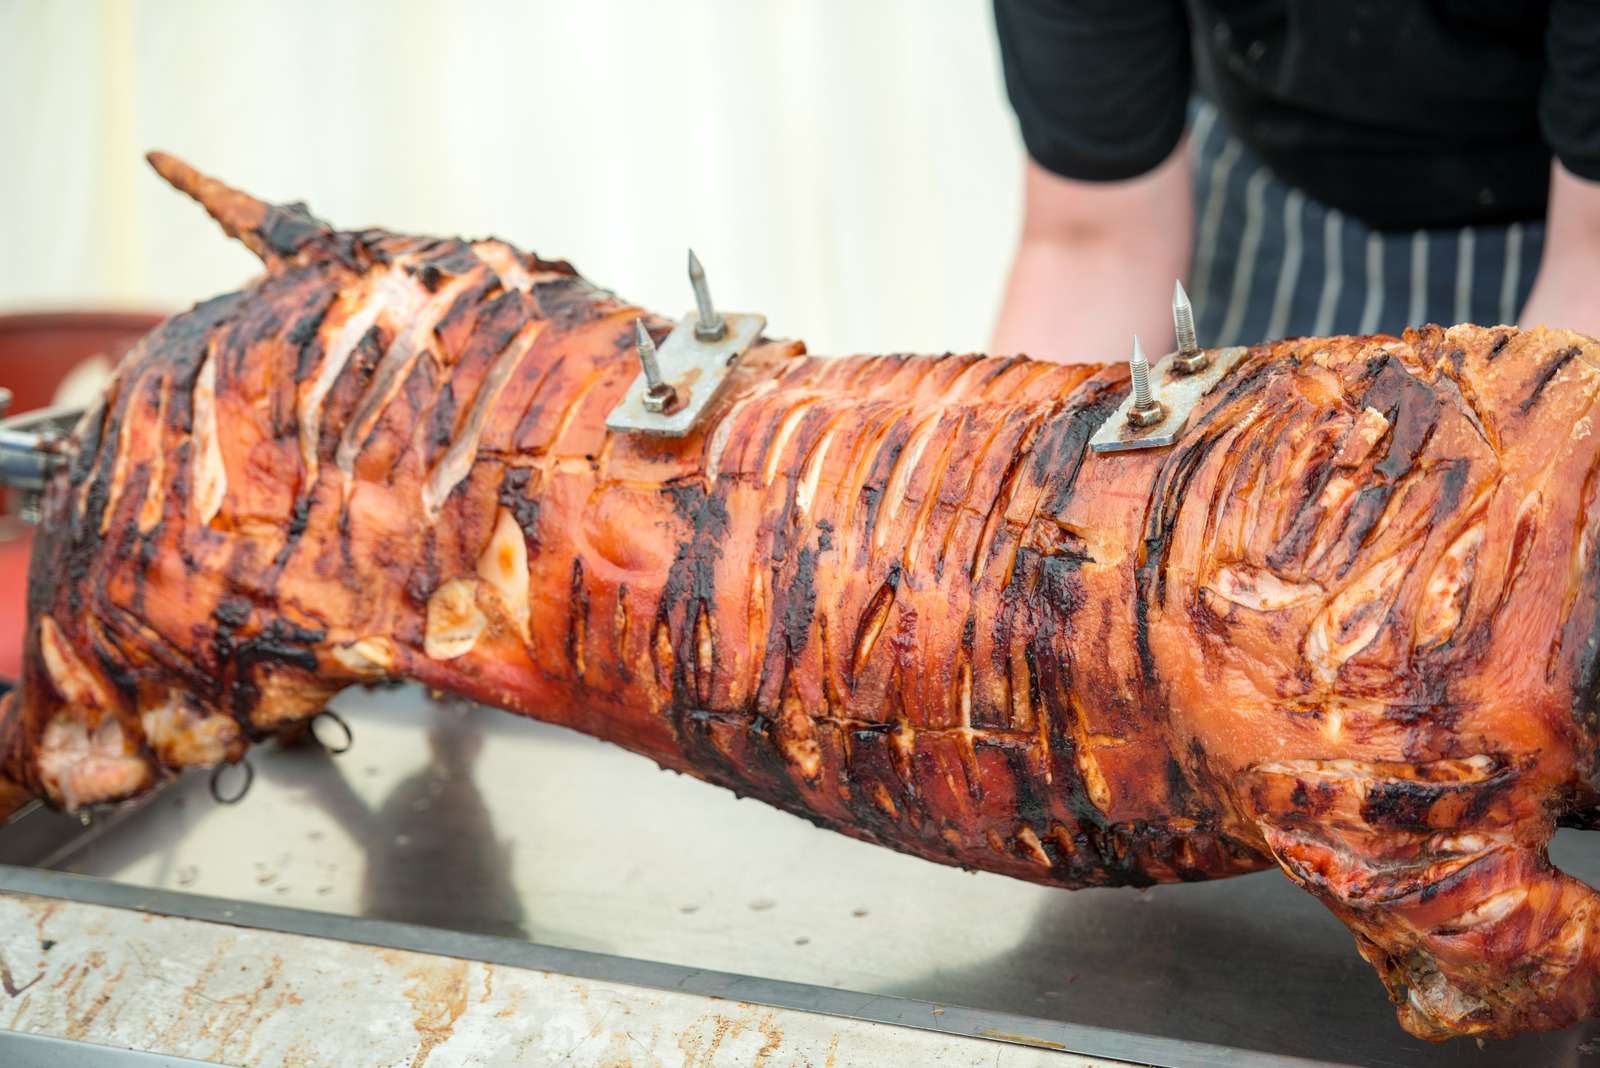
[6,155,1600,1040]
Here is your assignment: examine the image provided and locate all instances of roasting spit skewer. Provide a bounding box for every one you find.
[600,259,1250,451]
[687,249,726,343]
[606,249,765,437]
[1088,281,1248,454]
[0,392,86,522]
[0,277,1239,494]
[1124,335,1166,428]
[1169,280,1208,374]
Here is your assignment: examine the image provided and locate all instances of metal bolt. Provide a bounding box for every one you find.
[634,318,681,415]
[1129,335,1154,407]
[1173,280,1197,353]
[1126,335,1166,428]
[1170,280,1209,374]
[687,249,726,342]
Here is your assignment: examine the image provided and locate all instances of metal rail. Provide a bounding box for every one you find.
[0,862,1326,1068]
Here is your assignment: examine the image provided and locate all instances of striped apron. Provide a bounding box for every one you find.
[1187,100,1547,348]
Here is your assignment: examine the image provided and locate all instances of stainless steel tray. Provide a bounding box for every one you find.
[3,684,1598,1066]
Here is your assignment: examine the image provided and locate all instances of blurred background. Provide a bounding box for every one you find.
[0,0,1023,358]
[0,0,1022,674]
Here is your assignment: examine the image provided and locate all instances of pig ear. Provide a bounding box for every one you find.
[145,151,330,268]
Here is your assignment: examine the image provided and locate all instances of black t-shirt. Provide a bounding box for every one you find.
[994,0,1600,230]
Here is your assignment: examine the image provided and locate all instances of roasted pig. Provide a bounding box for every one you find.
[5,154,1600,1041]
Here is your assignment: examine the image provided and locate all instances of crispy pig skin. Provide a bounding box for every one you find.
[6,154,1600,1039]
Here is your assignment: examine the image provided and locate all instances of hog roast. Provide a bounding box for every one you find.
[4,154,1600,1042]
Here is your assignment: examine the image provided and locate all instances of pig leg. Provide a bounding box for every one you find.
[1241,756,1600,1039]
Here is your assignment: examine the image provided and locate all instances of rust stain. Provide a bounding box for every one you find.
[63,961,126,1041]
[128,933,298,1061]
[594,1020,645,1068]
[752,1011,784,1065]
[676,1012,716,1066]
[10,991,33,1029]
[712,1011,754,1064]
[207,953,287,1063]
[0,955,41,998]
[495,982,523,1019]
[28,900,62,941]
[399,957,470,1068]
[279,1038,322,1068]
[975,1027,1068,1050]
[150,933,239,1049]
[61,951,104,1004]
[676,1005,796,1066]
[704,1014,734,1061]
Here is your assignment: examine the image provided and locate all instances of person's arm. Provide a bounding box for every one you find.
[1520,161,1600,338]
[990,0,1191,363]
[1526,1,1600,336]
[991,146,1192,363]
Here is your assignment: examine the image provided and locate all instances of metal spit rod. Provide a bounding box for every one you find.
[0,397,84,516]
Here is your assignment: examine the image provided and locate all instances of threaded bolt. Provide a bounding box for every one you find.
[1126,334,1166,428]
[687,249,726,342]
[635,318,680,414]
[1130,335,1152,407]
[1173,280,1197,355]
[1171,280,1209,373]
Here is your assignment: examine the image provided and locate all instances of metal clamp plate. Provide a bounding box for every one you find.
[606,312,764,436]
[1089,345,1248,454]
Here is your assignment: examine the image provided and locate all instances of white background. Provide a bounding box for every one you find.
[0,0,1025,359]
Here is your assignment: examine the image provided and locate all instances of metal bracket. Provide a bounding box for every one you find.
[1089,345,1248,454]
[606,310,765,437]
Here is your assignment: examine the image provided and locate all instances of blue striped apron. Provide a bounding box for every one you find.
[1187,100,1547,347]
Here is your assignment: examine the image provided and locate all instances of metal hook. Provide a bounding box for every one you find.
[309,709,353,755]
[209,757,254,804]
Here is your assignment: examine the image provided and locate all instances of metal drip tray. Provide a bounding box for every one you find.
[3,684,1599,1066]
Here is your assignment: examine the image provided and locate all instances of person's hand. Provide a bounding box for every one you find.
[990,145,1193,364]
[1520,162,1600,340]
